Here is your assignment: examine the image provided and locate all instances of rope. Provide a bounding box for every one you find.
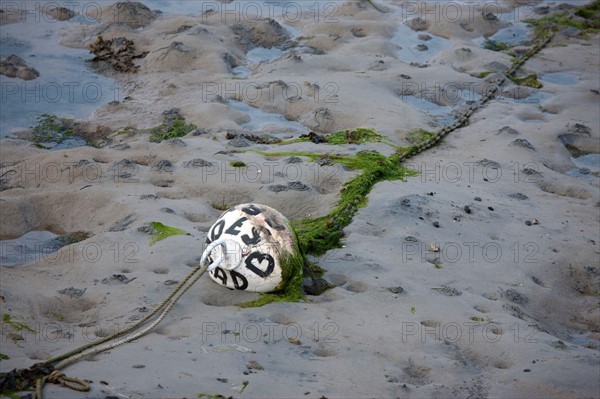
[36,371,90,398]
[32,243,225,398]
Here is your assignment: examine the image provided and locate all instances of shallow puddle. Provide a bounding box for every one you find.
[0,5,121,138]
[540,72,580,85]
[402,95,456,127]
[247,46,286,64]
[392,24,451,64]
[570,153,600,173]
[476,22,532,47]
[0,230,59,267]
[502,90,552,105]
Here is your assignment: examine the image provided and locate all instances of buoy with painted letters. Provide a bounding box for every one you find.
[201,203,299,293]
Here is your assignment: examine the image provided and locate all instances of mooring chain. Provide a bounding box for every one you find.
[397,29,557,162]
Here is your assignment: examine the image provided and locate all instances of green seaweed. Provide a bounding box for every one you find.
[326,128,383,144]
[2,314,35,333]
[0,353,9,360]
[278,127,394,147]
[508,73,543,88]
[197,394,227,399]
[115,127,136,136]
[31,114,74,144]
[229,161,247,168]
[575,0,600,21]
[406,128,436,145]
[241,233,307,308]
[2,391,21,399]
[149,118,196,143]
[483,40,512,52]
[251,149,414,257]
[294,151,413,256]
[474,71,495,79]
[211,197,230,211]
[526,0,600,38]
[149,222,190,245]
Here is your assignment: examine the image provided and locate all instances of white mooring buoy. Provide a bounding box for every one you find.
[202,203,299,293]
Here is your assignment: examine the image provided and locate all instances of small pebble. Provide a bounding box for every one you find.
[488,206,494,211]
[464,205,471,214]
[525,220,532,226]
[524,369,531,372]
[433,221,440,228]
[474,197,482,202]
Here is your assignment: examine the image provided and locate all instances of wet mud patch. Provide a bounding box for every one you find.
[0,230,90,266]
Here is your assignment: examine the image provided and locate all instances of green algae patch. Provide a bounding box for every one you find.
[149,222,190,245]
[575,0,600,21]
[406,128,436,145]
[278,128,396,147]
[253,150,414,256]
[240,237,307,308]
[326,128,383,144]
[527,0,600,38]
[31,114,74,144]
[294,152,413,256]
[508,73,543,89]
[483,40,513,52]
[2,314,34,333]
[474,71,495,79]
[149,118,196,143]
[230,161,247,168]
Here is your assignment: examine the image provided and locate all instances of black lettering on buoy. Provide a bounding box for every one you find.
[210,220,225,241]
[213,267,228,285]
[245,252,275,278]
[242,205,261,215]
[230,269,249,290]
[225,217,247,236]
[241,227,261,245]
